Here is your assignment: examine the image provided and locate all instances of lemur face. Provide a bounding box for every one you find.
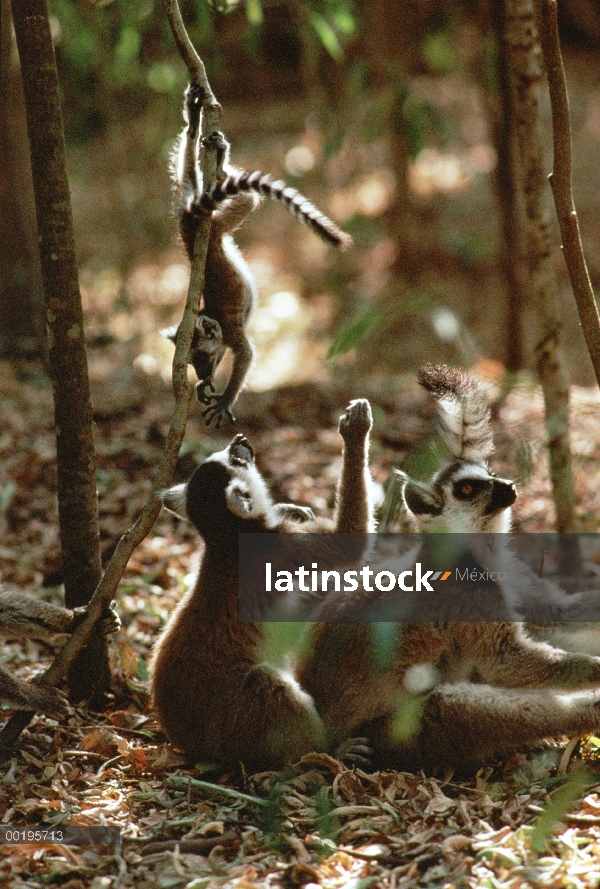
[403,461,517,533]
[162,434,276,541]
[189,315,226,383]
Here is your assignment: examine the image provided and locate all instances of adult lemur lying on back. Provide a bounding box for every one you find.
[0,590,119,715]
[149,400,374,769]
[165,84,352,429]
[298,365,600,774]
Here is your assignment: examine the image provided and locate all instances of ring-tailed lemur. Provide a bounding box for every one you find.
[149,399,374,769]
[400,364,517,533]
[397,364,600,623]
[169,83,352,429]
[0,590,120,715]
[297,366,600,774]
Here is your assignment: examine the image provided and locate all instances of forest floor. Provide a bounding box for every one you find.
[2,357,600,888]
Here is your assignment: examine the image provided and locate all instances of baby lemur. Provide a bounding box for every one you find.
[298,365,600,774]
[0,590,119,716]
[149,399,374,769]
[168,84,352,428]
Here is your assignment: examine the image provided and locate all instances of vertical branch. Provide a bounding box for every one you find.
[504,0,576,535]
[537,0,600,388]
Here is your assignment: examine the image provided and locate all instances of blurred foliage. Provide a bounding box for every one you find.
[327,305,384,360]
[260,621,311,668]
[48,0,359,143]
[530,771,593,854]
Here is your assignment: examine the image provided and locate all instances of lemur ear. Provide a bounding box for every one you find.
[403,480,443,516]
[160,325,178,344]
[162,483,188,518]
[225,479,255,519]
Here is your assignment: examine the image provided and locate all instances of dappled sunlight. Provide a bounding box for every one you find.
[409,144,496,196]
[248,290,328,389]
[329,169,395,220]
[285,144,316,176]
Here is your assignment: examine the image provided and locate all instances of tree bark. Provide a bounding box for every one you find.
[0,0,45,358]
[10,0,107,701]
[504,0,576,535]
[484,0,529,371]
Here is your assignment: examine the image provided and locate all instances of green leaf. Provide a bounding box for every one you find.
[327,307,382,359]
[391,691,423,743]
[309,12,343,61]
[530,771,593,854]
[245,0,263,25]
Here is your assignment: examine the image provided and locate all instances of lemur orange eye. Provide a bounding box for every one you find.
[460,484,473,495]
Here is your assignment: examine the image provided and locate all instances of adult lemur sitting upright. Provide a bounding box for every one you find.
[0,590,119,715]
[298,365,600,774]
[149,399,374,770]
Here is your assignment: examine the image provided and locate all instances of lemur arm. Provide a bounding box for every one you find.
[201,334,253,428]
[0,590,120,640]
[334,399,374,534]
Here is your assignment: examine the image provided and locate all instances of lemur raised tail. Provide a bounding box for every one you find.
[149,400,374,769]
[167,84,352,429]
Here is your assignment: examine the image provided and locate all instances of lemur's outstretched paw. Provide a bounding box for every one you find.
[202,399,236,428]
[338,399,372,442]
[196,380,217,405]
[184,84,205,139]
[274,503,316,524]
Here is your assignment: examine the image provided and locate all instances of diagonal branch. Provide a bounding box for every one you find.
[537,0,600,388]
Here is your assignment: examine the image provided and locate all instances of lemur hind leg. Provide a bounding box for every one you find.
[407,682,600,774]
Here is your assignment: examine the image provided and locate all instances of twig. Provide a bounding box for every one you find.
[165,774,270,807]
[0,0,218,749]
[139,832,238,856]
[537,0,600,388]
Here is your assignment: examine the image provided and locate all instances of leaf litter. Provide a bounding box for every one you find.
[2,362,600,886]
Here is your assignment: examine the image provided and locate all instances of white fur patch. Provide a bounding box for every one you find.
[162,483,188,518]
[225,479,253,518]
[451,463,493,482]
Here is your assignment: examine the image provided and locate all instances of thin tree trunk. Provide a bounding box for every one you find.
[0,0,45,358]
[10,0,107,702]
[504,0,576,535]
[485,0,529,371]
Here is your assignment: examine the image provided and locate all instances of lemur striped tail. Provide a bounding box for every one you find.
[198,170,353,250]
[418,364,494,465]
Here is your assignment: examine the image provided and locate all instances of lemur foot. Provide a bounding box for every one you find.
[184,84,205,139]
[202,398,236,428]
[333,736,373,770]
[338,398,372,443]
[23,682,69,717]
